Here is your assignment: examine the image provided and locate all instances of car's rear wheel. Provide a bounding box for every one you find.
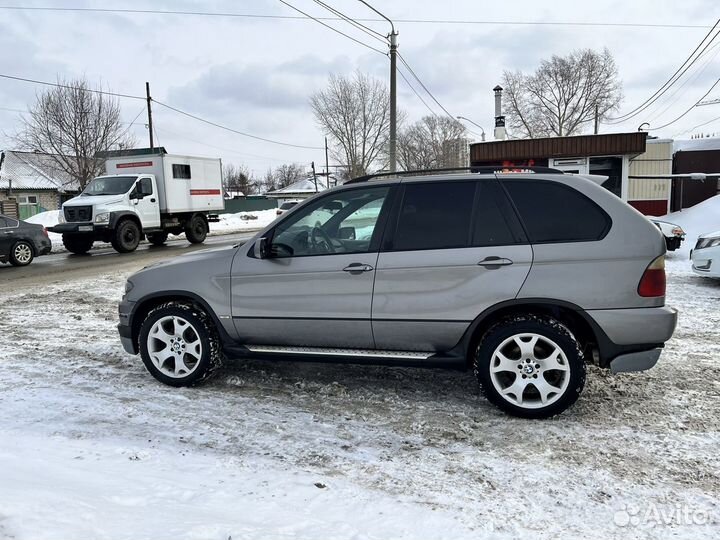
[138,302,223,386]
[474,315,586,419]
[185,215,208,244]
[62,234,94,254]
[9,241,34,266]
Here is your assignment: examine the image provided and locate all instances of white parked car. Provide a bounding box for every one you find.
[649,219,685,251]
[691,230,720,278]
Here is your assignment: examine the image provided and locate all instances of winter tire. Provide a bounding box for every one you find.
[9,241,34,266]
[474,314,586,419]
[62,234,94,255]
[139,302,223,387]
[147,232,169,246]
[111,219,141,253]
[185,215,208,244]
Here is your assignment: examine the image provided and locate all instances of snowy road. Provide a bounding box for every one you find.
[0,253,718,539]
[0,231,255,285]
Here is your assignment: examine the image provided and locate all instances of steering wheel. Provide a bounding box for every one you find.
[311,226,335,254]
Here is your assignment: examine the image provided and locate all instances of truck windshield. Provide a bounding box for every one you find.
[82,176,138,196]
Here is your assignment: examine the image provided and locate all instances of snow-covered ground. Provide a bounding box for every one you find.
[0,260,718,539]
[25,209,275,252]
[661,195,720,257]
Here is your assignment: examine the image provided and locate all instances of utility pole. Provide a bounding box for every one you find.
[146,81,154,150]
[389,30,398,172]
[358,1,396,172]
[324,137,330,187]
[311,161,318,192]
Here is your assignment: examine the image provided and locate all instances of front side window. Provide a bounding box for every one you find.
[269,187,390,257]
[393,181,475,251]
[139,177,153,196]
[172,164,191,179]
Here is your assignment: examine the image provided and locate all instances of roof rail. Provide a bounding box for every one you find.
[346,166,565,184]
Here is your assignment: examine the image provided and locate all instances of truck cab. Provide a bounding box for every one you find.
[51,148,223,254]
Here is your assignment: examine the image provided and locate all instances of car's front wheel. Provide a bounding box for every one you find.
[474,315,586,419]
[138,302,223,386]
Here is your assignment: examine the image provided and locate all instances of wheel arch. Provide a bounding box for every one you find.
[109,211,142,231]
[130,291,230,351]
[461,298,606,368]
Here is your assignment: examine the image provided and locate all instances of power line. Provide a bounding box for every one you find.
[653,77,720,130]
[396,64,437,116]
[152,99,324,150]
[605,18,720,124]
[310,0,387,43]
[0,6,710,29]
[275,0,386,55]
[1,72,324,150]
[0,73,145,100]
[673,113,720,137]
[397,53,455,119]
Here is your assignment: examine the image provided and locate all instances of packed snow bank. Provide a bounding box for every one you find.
[210,208,277,235]
[0,432,472,540]
[661,194,720,256]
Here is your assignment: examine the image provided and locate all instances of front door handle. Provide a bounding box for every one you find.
[477,256,513,269]
[150,198,156,203]
[343,263,374,274]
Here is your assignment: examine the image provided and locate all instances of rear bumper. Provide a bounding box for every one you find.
[587,306,677,346]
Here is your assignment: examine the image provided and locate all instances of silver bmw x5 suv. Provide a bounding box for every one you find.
[118,168,677,418]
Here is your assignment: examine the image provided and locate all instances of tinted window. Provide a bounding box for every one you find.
[394,182,475,251]
[172,164,191,179]
[0,217,7,227]
[503,180,610,243]
[472,181,518,246]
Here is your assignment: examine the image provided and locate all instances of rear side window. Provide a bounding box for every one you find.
[393,181,475,251]
[172,164,191,179]
[503,179,610,243]
[472,181,520,246]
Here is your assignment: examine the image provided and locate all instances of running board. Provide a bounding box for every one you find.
[245,345,434,360]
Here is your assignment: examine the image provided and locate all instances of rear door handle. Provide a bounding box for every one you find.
[478,256,513,269]
[343,263,374,274]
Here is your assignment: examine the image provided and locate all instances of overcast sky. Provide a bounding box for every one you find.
[1,0,719,176]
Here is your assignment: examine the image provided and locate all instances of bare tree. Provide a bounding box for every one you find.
[223,163,257,197]
[502,48,623,138]
[273,163,306,189]
[310,71,391,177]
[15,77,136,189]
[397,116,468,170]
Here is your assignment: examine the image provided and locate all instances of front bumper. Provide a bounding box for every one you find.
[118,298,137,354]
[48,222,103,234]
[690,247,720,277]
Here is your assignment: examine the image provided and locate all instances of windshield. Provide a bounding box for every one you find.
[82,176,137,196]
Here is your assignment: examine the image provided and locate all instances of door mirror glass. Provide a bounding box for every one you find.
[254,237,270,259]
[338,226,356,240]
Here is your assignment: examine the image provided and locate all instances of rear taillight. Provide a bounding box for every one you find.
[638,255,666,297]
[42,227,49,237]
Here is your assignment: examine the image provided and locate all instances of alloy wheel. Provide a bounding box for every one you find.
[146,315,203,378]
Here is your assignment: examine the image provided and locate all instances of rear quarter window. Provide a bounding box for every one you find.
[503,179,611,243]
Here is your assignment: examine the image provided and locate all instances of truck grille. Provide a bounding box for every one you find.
[64,206,93,222]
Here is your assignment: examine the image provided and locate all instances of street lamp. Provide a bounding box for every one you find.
[456,116,486,142]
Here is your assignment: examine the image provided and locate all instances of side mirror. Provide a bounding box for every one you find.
[254,237,270,259]
[338,226,356,240]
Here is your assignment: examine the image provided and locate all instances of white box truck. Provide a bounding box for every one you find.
[51,148,224,254]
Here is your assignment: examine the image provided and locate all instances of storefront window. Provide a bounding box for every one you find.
[590,157,623,197]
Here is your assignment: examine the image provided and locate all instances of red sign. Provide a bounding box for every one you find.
[116,161,153,168]
[190,189,221,196]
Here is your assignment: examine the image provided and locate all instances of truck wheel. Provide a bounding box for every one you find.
[147,232,169,246]
[138,302,223,387]
[473,314,586,419]
[9,241,34,266]
[62,234,94,255]
[185,215,208,244]
[111,220,141,253]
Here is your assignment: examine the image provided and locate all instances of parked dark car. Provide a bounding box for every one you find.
[0,214,52,266]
